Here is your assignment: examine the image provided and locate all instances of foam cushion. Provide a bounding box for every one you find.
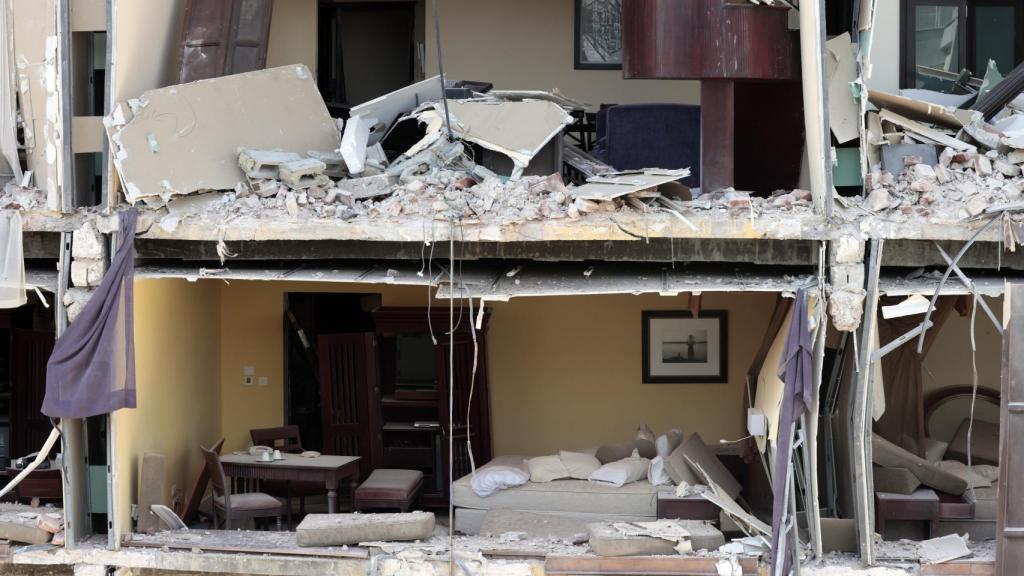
[872,466,921,495]
[527,455,570,483]
[648,456,672,486]
[470,465,530,497]
[215,492,283,512]
[356,469,424,501]
[560,451,601,480]
[655,429,685,458]
[947,419,1000,466]
[589,454,650,487]
[872,433,967,495]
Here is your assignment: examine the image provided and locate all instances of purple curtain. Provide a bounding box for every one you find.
[770,289,812,574]
[42,209,137,418]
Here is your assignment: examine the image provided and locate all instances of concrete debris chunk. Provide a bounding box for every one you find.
[307,149,348,178]
[279,158,330,190]
[865,188,892,211]
[295,512,435,547]
[994,159,1021,177]
[919,533,970,564]
[336,174,396,201]
[237,149,303,179]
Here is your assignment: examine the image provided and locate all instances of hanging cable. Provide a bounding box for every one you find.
[966,296,979,503]
[447,219,455,576]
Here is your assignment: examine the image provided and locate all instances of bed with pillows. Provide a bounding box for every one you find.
[452,426,742,535]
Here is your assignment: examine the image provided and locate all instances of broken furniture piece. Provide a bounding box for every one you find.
[622,0,800,193]
[295,511,435,547]
[353,469,424,512]
[587,520,725,557]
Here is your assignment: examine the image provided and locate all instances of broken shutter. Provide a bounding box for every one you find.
[998,283,1024,571]
[318,332,375,478]
[436,334,492,483]
[10,329,54,459]
[178,0,273,83]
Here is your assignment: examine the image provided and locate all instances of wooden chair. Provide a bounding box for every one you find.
[200,444,283,531]
[249,426,322,525]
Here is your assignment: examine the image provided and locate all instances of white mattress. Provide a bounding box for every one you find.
[452,456,669,517]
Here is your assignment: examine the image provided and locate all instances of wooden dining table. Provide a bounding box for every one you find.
[219,453,361,514]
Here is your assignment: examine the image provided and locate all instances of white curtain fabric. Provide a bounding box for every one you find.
[0,210,26,308]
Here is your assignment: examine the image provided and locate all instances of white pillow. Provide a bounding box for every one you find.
[560,450,601,480]
[527,454,571,483]
[648,456,672,486]
[470,466,530,497]
[589,451,650,487]
[655,428,685,458]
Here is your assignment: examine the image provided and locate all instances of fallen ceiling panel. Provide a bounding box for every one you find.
[106,65,340,204]
[443,100,573,169]
[572,169,692,201]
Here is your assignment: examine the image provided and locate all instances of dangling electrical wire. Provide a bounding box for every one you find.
[447,219,456,576]
[966,295,979,503]
[433,0,454,142]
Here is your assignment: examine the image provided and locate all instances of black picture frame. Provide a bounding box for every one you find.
[574,0,623,70]
[642,310,729,384]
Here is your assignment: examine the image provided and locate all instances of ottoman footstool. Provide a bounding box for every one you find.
[354,469,424,512]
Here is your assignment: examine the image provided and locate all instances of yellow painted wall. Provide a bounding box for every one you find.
[266,0,318,73]
[215,282,774,456]
[486,292,773,455]
[424,0,700,108]
[114,278,222,532]
[218,281,429,452]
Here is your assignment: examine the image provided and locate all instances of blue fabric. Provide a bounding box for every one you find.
[593,104,701,186]
[770,289,813,575]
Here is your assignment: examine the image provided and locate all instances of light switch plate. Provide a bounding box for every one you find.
[257,376,268,386]
[243,366,255,376]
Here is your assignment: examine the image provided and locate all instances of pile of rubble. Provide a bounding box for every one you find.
[852,87,1024,221]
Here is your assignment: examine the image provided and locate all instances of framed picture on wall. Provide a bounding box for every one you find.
[642,310,728,384]
[574,0,623,70]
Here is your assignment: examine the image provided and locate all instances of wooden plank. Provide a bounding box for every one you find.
[123,537,369,559]
[997,283,1024,573]
[177,437,224,525]
[544,555,759,575]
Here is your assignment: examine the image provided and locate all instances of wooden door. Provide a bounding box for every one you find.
[318,333,376,478]
[10,329,54,460]
[178,0,273,83]
[436,333,492,490]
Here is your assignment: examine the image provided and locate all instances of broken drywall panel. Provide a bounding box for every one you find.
[106,65,339,203]
[572,169,692,201]
[13,0,59,207]
[878,110,976,152]
[754,307,791,454]
[350,75,442,145]
[442,100,573,173]
[486,90,589,110]
[868,90,978,129]
[826,33,859,143]
[237,149,302,179]
[919,533,970,564]
[340,115,375,176]
[70,0,105,32]
[881,294,930,319]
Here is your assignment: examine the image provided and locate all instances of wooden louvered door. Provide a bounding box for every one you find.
[318,333,376,479]
[10,329,55,460]
[436,333,492,488]
[178,0,273,83]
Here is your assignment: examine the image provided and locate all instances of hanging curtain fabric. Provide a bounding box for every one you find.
[770,289,812,575]
[42,209,137,418]
[876,296,956,456]
[0,210,26,308]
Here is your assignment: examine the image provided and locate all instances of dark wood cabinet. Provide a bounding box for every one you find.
[317,307,491,507]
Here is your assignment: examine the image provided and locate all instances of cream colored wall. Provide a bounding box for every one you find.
[486,292,773,455]
[218,281,429,452]
[114,278,222,533]
[215,282,773,456]
[266,0,318,72]
[424,0,699,108]
[113,0,185,101]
